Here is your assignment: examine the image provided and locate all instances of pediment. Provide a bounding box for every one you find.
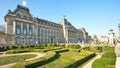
[13,5,33,20]
[17,9,31,17]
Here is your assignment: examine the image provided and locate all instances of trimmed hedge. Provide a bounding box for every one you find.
[92,58,115,68]
[11,48,69,68]
[81,46,102,52]
[66,53,96,68]
[67,44,81,49]
[55,49,69,53]
[11,51,56,68]
[6,48,61,54]
[92,47,116,68]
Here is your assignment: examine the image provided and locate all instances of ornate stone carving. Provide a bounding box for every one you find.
[8,9,12,14]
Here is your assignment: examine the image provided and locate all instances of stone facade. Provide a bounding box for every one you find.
[98,36,108,43]
[108,29,116,46]
[0,32,14,45]
[4,5,90,45]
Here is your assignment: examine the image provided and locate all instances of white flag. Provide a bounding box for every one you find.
[22,0,27,6]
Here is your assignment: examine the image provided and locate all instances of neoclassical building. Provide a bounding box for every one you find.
[3,5,90,45]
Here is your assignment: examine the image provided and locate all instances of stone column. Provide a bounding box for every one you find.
[33,25,35,44]
[13,21,16,34]
[21,23,23,45]
[27,24,29,36]
[21,23,23,35]
[66,30,69,43]
[27,24,29,44]
[115,43,120,68]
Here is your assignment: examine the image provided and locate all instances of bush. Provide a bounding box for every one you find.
[102,45,110,51]
[56,44,65,48]
[81,46,102,52]
[55,49,69,53]
[89,46,102,52]
[6,50,30,54]
[47,44,58,48]
[67,44,81,49]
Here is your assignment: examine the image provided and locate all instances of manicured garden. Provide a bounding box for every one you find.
[92,46,116,68]
[39,49,95,68]
[0,44,116,68]
[0,54,37,65]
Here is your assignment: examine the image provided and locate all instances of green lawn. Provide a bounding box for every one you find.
[0,54,37,65]
[11,51,56,68]
[39,49,94,68]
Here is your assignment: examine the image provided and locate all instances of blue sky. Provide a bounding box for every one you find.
[0,0,120,36]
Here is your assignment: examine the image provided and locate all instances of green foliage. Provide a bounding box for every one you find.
[47,44,57,47]
[67,44,81,49]
[89,46,102,52]
[102,45,111,51]
[0,54,36,65]
[5,47,61,54]
[6,49,30,54]
[56,44,66,48]
[81,46,102,53]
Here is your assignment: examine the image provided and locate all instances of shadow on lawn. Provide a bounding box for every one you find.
[65,53,96,68]
[25,49,69,68]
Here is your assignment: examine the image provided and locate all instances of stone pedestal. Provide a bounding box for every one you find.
[115,43,120,68]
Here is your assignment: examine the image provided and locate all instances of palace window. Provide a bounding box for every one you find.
[24,38,27,44]
[29,38,32,44]
[23,23,27,35]
[38,28,40,36]
[29,24,33,36]
[16,22,21,35]
[16,38,21,44]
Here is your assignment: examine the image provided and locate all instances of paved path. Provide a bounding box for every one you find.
[0,52,5,55]
[82,54,102,68]
[0,52,45,68]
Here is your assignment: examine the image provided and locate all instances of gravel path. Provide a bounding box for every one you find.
[0,52,45,68]
[0,52,5,55]
[82,54,102,68]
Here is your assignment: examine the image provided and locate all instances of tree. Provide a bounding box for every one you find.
[0,25,5,32]
[93,35,98,44]
[0,24,5,46]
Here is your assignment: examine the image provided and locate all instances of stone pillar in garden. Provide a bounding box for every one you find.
[115,43,120,68]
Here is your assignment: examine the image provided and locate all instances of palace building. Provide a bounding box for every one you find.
[2,5,90,45]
